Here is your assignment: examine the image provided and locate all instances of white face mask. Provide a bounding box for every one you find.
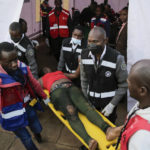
[71,37,81,46]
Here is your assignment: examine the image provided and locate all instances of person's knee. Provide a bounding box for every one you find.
[66,105,76,115]
[66,105,78,120]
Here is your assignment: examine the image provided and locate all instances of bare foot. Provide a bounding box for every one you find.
[88,139,98,150]
[106,125,124,141]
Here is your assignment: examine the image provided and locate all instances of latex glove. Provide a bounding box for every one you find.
[102,103,115,117]
[43,98,50,106]
[31,40,39,47]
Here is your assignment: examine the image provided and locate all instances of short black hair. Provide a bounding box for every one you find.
[9,22,22,34]
[0,42,16,58]
[97,4,105,14]
[73,25,84,34]
[19,18,27,26]
[122,6,128,12]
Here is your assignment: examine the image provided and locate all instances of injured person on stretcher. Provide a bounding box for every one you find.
[38,67,122,150]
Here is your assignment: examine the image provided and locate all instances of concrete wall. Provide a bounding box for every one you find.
[20,0,41,38]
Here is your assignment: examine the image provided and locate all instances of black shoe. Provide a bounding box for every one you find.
[79,145,88,150]
[34,133,42,143]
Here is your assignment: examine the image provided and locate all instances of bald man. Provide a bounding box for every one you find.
[80,27,128,123]
[106,59,150,150]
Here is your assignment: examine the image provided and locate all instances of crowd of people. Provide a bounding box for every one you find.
[0,0,149,150]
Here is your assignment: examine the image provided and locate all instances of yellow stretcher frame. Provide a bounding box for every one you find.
[44,90,119,150]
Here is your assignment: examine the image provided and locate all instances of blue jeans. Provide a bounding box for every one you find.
[13,105,42,150]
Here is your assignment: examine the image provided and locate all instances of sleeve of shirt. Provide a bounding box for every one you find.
[27,67,47,99]
[128,130,150,150]
[110,55,128,106]
[57,47,65,71]
[80,57,88,98]
[25,45,38,79]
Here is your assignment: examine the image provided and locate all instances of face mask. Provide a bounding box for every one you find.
[11,37,21,43]
[87,43,103,55]
[71,37,81,45]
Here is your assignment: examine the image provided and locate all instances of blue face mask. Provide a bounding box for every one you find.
[71,37,81,45]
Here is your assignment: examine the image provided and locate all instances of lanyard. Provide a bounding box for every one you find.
[115,108,139,150]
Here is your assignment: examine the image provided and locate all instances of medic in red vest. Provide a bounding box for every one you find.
[47,0,72,61]
[106,59,150,150]
[48,0,72,39]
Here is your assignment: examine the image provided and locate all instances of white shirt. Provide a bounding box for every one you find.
[88,45,106,66]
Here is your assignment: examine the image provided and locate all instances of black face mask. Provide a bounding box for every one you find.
[11,37,21,43]
[87,43,104,55]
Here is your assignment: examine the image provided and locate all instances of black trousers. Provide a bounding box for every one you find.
[50,37,64,61]
[41,17,47,36]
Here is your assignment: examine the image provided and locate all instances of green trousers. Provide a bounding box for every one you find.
[51,85,110,144]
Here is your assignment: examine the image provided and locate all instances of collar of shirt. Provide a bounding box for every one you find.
[70,39,81,50]
[88,45,106,63]
[13,34,25,46]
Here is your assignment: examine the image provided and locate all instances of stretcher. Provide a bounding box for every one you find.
[44,90,119,150]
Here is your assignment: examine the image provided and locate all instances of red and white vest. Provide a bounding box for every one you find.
[48,8,69,39]
[121,115,150,150]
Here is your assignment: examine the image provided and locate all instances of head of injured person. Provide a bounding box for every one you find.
[87,27,107,55]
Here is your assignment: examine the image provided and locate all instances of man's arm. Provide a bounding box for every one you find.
[57,47,65,71]
[27,67,46,99]
[80,58,88,98]
[102,55,128,117]
[25,45,38,79]
[64,63,80,79]
[110,55,128,106]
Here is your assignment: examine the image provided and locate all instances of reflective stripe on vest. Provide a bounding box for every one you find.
[89,91,116,98]
[49,12,54,17]
[82,59,116,69]
[50,25,68,30]
[101,60,116,69]
[63,46,82,54]
[65,63,76,73]
[76,48,82,53]
[82,59,94,65]
[62,10,69,16]
[63,46,72,52]
[16,44,26,52]
[1,108,26,119]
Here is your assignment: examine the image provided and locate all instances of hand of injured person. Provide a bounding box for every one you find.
[102,103,115,117]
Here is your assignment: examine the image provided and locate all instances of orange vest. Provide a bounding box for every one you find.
[48,8,70,39]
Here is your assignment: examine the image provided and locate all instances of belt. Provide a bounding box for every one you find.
[50,82,72,94]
